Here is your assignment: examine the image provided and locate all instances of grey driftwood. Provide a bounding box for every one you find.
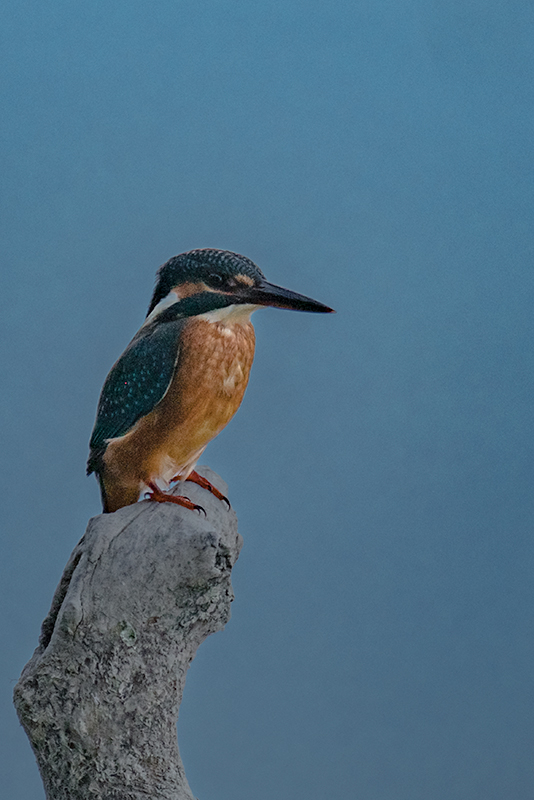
[13,467,242,800]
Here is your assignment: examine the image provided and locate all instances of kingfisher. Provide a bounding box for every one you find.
[87,248,334,514]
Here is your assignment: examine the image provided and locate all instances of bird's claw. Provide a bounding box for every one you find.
[170,470,231,510]
[146,482,206,515]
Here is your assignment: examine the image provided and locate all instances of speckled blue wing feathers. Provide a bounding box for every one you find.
[87,318,186,474]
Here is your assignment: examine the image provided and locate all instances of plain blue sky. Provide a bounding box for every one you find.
[2,2,534,798]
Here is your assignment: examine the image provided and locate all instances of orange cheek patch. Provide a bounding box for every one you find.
[172,282,207,299]
[234,274,255,287]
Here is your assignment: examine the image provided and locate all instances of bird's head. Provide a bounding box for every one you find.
[146,249,334,322]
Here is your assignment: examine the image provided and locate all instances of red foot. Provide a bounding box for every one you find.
[146,482,206,516]
[171,470,231,509]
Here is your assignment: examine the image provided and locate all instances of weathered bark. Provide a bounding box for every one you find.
[13,468,242,800]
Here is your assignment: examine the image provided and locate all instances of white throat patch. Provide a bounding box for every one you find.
[197,304,260,324]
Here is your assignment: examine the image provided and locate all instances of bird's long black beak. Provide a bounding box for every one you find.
[238,279,335,313]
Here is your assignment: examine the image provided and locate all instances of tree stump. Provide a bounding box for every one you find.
[13,468,242,800]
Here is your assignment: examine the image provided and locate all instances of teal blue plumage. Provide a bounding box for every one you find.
[87,319,184,474]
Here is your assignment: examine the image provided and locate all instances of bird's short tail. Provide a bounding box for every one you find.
[90,467,139,513]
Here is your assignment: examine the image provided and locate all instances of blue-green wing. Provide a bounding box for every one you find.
[87,318,186,473]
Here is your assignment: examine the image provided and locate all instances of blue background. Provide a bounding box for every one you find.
[2,2,534,798]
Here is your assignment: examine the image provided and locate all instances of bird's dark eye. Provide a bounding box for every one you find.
[207,273,237,290]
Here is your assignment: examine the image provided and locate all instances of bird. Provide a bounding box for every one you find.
[87,248,334,513]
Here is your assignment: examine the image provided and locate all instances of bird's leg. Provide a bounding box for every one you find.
[171,470,231,509]
[146,482,206,516]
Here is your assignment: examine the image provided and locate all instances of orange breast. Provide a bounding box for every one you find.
[103,317,256,487]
